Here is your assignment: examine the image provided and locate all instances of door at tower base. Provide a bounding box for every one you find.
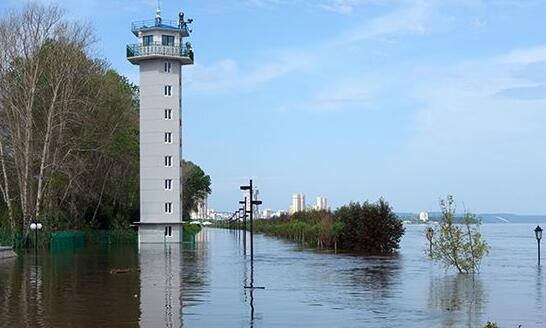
[138,223,183,243]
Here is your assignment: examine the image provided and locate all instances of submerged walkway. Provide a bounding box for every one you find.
[0,246,16,259]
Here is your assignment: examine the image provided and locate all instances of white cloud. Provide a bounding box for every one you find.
[319,0,390,15]
[500,45,546,65]
[406,45,546,166]
[186,50,316,95]
[281,77,376,112]
[188,0,444,96]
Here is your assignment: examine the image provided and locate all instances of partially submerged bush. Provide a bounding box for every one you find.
[428,195,489,274]
[336,199,405,254]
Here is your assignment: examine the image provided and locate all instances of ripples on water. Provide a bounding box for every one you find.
[0,224,545,327]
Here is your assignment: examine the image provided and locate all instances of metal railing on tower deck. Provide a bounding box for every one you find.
[126,43,194,61]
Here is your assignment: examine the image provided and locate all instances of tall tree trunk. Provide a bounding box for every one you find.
[0,138,15,232]
[35,83,60,221]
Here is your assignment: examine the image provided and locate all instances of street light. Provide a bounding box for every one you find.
[535,225,543,265]
[240,179,265,291]
[240,179,262,263]
[426,227,434,256]
[30,220,43,257]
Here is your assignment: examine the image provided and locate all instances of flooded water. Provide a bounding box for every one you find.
[0,224,544,327]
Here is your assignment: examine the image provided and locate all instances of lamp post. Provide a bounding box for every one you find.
[535,225,543,265]
[426,227,434,256]
[30,220,43,258]
[240,179,265,292]
[240,179,262,264]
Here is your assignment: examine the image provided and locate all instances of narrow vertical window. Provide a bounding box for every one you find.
[165,179,172,190]
[165,202,173,214]
[164,108,172,120]
[164,62,172,73]
[164,85,172,96]
[164,132,172,144]
[164,156,172,167]
[168,226,172,236]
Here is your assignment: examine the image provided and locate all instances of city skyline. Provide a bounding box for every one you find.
[5,0,546,214]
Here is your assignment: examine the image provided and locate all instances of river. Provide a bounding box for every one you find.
[0,224,544,327]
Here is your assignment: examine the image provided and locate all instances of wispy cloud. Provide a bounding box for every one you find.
[319,0,389,15]
[186,50,316,95]
[500,45,546,65]
[407,44,546,162]
[191,0,444,97]
[277,77,377,112]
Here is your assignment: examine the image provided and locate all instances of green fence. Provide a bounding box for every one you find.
[0,227,205,250]
[0,230,138,251]
[49,231,86,251]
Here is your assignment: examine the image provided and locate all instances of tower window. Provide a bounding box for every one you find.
[164,109,172,120]
[165,179,173,190]
[164,226,173,237]
[165,202,173,214]
[164,156,172,167]
[164,132,172,144]
[164,85,172,96]
[143,35,153,46]
[164,62,172,73]
[162,35,175,46]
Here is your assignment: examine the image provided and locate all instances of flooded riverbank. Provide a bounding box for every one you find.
[0,224,544,327]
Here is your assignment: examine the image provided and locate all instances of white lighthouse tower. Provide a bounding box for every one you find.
[128,7,194,243]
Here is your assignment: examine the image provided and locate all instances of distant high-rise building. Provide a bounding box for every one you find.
[262,209,272,219]
[290,194,306,215]
[315,197,328,211]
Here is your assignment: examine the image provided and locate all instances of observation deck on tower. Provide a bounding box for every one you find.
[127,12,194,65]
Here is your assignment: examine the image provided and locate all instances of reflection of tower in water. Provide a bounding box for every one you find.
[139,244,182,328]
[164,246,173,328]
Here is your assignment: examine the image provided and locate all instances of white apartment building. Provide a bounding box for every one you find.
[315,196,328,211]
[289,194,306,215]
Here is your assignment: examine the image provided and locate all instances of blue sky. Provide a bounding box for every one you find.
[3,0,546,214]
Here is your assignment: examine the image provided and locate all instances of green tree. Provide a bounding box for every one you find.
[429,195,489,274]
[335,199,405,254]
[182,161,211,221]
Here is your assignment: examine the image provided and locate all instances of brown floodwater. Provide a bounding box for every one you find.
[0,225,544,327]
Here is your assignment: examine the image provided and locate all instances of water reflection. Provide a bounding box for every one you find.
[243,258,264,328]
[139,244,181,328]
[345,256,402,298]
[537,266,543,309]
[3,225,546,327]
[428,275,486,328]
[0,246,140,328]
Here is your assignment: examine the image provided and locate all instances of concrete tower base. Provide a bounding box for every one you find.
[138,223,183,244]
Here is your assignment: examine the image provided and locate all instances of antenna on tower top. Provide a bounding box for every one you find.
[155,0,162,25]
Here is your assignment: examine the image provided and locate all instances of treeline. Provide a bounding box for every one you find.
[223,199,405,254]
[0,4,140,235]
[0,3,211,236]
